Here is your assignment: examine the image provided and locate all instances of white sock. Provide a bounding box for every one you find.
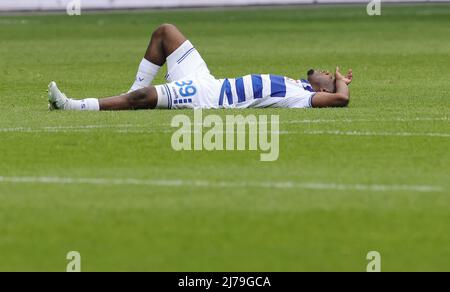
[129,58,161,92]
[67,98,100,111]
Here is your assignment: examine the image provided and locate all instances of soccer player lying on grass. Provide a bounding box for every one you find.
[48,24,353,111]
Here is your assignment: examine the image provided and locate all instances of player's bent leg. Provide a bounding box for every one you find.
[145,23,187,66]
[146,24,210,83]
[129,24,188,92]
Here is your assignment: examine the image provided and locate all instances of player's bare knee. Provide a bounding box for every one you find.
[151,24,165,40]
[153,23,177,40]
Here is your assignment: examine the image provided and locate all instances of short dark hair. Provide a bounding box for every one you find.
[307,69,315,76]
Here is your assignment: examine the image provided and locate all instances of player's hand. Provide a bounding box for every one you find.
[335,67,353,85]
[343,68,353,85]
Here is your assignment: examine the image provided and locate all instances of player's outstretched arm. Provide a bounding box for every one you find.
[312,67,352,108]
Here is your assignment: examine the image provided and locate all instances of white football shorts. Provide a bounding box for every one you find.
[155,40,221,109]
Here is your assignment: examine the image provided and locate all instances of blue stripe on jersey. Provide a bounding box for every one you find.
[219,79,233,106]
[225,80,233,105]
[270,75,286,97]
[251,75,263,99]
[235,77,246,103]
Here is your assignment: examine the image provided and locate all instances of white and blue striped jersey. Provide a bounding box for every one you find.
[156,73,316,110]
[217,74,316,109]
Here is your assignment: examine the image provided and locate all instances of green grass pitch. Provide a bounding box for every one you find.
[0,4,449,271]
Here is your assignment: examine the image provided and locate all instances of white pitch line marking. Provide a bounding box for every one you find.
[0,124,136,133]
[2,127,448,138]
[112,129,450,138]
[0,117,448,133]
[282,117,449,124]
[0,117,448,137]
[300,130,450,138]
[0,176,443,193]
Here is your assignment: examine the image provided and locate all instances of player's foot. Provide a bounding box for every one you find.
[48,81,70,110]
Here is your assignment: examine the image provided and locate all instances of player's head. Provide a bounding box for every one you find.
[307,69,336,93]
